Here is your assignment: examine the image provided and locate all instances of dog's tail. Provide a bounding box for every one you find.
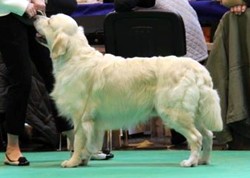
[198,86,223,131]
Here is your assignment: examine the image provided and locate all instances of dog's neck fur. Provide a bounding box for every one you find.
[52,31,103,73]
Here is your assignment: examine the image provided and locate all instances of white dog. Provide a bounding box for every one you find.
[34,14,223,168]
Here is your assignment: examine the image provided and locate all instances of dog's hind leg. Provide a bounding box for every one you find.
[161,111,202,167]
[176,126,202,167]
[62,119,103,167]
[197,127,213,165]
[82,122,105,161]
[61,127,86,168]
[79,120,106,165]
[91,126,106,153]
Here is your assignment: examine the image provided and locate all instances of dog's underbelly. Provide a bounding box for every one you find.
[94,105,156,129]
[52,86,156,128]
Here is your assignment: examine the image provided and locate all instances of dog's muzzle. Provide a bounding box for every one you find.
[34,12,48,45]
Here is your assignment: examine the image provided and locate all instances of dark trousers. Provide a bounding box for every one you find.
[0,14,72,135]
[0,15,32,135]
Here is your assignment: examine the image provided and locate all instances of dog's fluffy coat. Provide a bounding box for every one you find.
[34,14,223,168]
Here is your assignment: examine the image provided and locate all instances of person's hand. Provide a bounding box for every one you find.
[31,0,46,13]
[25,3,37,18]
[230,4,247,15]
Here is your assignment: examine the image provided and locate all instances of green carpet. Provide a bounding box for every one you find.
[0,150,249,178]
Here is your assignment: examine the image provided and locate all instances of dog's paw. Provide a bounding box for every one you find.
[79,159,89,166]
[61,160,79,168]
[180,159,198,167]
[198,158,209,165]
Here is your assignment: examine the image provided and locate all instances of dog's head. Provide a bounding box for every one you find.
[34,13,81,59]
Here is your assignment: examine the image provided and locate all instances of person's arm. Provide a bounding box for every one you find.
[230,4,247,14]
[220,0,249,14]
[31,0,46,13]
[230,0,249,15]
[114,0,139,12]
[0,0,29,16]
[114,0,155,12]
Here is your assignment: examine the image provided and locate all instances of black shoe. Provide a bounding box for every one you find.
[106,153,114,159]
[91,151,114,160]
[4,154,30,166]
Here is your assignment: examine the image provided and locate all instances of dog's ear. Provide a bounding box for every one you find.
[51,33,69,59]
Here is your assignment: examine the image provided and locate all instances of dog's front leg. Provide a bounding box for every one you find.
[61,130,84,168]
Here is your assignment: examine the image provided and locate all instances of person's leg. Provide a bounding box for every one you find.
[6,134,22,160]
[0,15,32,165]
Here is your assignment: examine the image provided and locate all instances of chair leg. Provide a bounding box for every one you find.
[123,129,129,146]
[58,133,63,151]
[105,130,112,152]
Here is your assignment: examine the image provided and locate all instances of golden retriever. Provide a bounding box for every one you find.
[34,14,223,168]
